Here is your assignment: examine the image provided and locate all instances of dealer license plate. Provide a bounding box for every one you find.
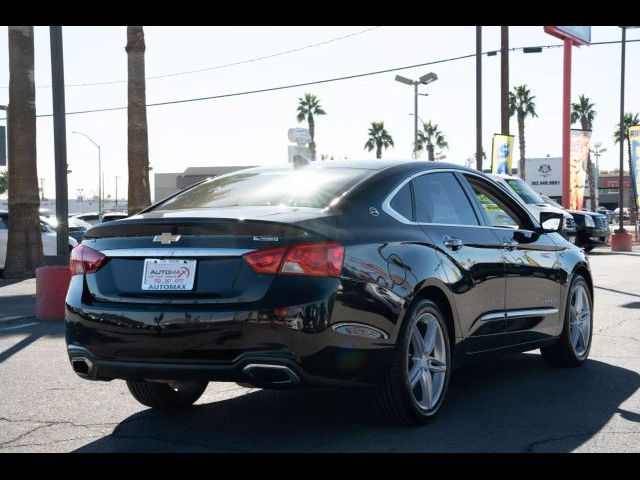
[141,259,197,291]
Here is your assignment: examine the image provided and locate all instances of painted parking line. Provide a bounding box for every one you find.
[0,322,41,332]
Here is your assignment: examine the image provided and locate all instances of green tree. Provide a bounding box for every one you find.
[614,112,640,215]
[571,94,598,211]
[126,26,151,215]
[509,85,538,181]
[296,93,326,162]
[417,120,449,161]
[4,26,43,278]
[364,121,394,159]
[0,170,7,194]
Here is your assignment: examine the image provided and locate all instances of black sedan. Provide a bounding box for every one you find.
[65,161,593,425]
[569,210,610,252]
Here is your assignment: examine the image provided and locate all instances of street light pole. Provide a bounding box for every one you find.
[115,175,121,207]
[72,131,102,216]
[395,72,438,159]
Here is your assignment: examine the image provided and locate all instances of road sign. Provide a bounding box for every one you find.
[288,128,311,144]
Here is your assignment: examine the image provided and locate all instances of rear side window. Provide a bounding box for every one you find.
[412,173,479,226]
[389,183,413,221]
[158,167,370,210]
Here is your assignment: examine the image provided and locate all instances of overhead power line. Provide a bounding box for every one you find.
[0,37,639,121]
[0,26,383,90]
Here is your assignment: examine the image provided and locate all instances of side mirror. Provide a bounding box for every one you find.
[539,211,564,232]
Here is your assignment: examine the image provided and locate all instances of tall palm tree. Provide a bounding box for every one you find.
[4,26,43,278]
[614,112,640,215]
[417,120,449,161]
[571,95,598,211]
[509,85,538,181]
[0,170,7,194]
[296,93,326,162]
[126,26,151,215]
[364,122,394,159]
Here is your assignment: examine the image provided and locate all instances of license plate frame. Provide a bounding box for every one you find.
[141,258,197,291]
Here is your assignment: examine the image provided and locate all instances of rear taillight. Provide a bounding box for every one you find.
[243,242,344,277]
[70,245,106,275]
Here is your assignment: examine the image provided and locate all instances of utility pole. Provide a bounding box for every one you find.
[501,26,510,135]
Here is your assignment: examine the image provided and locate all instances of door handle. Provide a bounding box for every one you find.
[443,235,464,251]
[502,239,518,251]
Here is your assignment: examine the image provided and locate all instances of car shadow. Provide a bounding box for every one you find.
[74,353,639,452]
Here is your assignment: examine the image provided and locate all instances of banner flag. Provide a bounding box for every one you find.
[569,129,591,210]
[630,125,640,210]
[491,134,515,175]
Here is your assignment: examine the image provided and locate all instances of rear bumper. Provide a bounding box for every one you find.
[65,276,397,387]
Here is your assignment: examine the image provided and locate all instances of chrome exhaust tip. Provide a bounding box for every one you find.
[242,364,300,385]
[71,356,94,378]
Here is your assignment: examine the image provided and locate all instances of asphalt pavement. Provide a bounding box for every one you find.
[0,247,638,452]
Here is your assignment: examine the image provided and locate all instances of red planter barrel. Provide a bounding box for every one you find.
[36,266,71,321]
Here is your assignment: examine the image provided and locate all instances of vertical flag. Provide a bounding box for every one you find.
[0,126,6,166]
[630,125,640,210]
[491,134,514,174]
[569,129,591,210]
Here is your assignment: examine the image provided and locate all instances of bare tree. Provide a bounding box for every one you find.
[126,26,150,215]
[4,26,43,278]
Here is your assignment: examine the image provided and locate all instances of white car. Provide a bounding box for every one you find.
[0,210,78,270]
[488,174,577,243]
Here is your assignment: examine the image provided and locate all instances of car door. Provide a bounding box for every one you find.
[461,174,563,344]
[0,215,8,269]
[410,172,509,352]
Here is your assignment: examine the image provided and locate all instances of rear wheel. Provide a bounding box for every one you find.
[541,275,592,367]
[373,299,451,425]
[126,380,208,409]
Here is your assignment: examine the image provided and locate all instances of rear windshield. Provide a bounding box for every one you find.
[157,167,371,210]
[505,178,544,205]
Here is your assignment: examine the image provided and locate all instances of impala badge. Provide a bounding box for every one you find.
[153,232,181,245]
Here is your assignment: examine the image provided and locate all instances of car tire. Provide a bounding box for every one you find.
[126,380,208,409]
[541,275,592,367]
[373,299,451,426]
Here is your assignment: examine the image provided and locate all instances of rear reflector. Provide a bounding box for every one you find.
[70,245,107,275]
[243,242,344,277]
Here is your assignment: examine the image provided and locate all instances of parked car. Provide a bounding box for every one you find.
[569,210,610,252]
[100,212,129,223]
[42,216,93,244]
[70,212,101,226]
[613,207,630,222]
[0,210,78,270]
[596,207,613,224]
[539,196,611,252]
[489,174,576,244]
[66,161,593,425]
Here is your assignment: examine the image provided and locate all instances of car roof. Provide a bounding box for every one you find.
[233,160,473,173]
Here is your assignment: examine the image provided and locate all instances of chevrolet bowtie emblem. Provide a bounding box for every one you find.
[153,232,181,245]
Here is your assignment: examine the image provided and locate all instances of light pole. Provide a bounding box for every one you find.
[395,72,438,158]
[115,175,121,207]
[72,131,102,216]
[591,143,607,210]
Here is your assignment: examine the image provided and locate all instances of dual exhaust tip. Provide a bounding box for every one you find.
[71,356,300,386]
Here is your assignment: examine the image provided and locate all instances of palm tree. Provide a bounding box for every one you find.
[126,26,151,215]
[4,26,43,278]
[417,120,449,161]
[296,93,326,162]
[0,171,7,194]
[614,112,640,216]
[364,122,394,159]
[571,95,598,211]
[509,85,538,181]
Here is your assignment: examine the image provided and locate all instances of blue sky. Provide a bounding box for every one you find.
[0,26,639,200]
